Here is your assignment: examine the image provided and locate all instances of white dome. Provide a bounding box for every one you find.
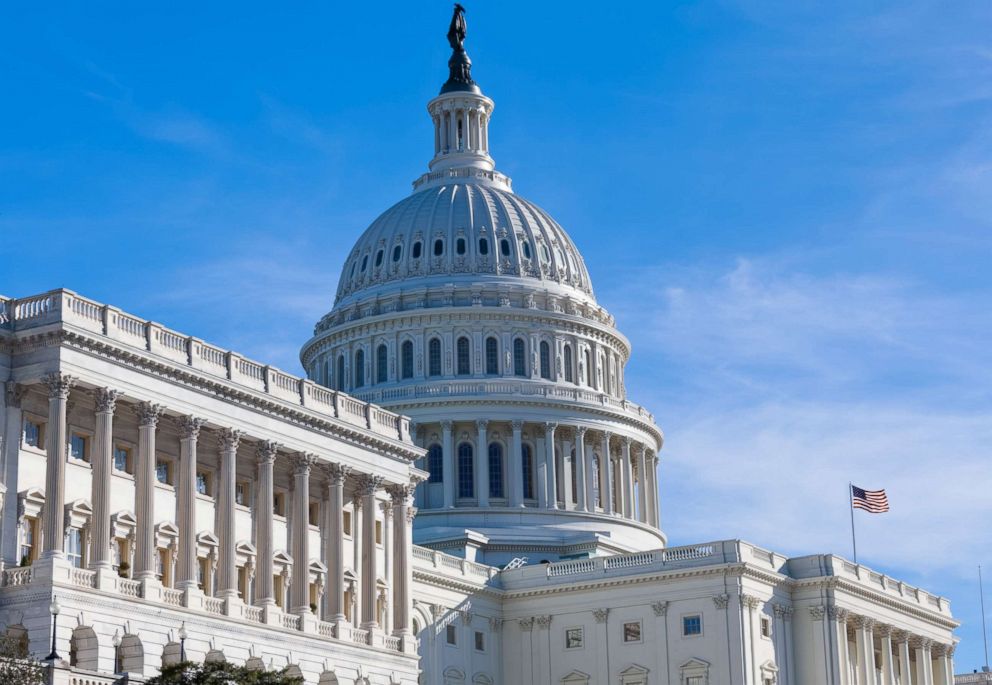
[334,180,595,309]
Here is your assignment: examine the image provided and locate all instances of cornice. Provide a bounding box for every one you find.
[793,576,958,630]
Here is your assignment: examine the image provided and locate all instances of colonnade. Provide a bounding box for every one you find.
[34,372,417,638]
[412,419,661,529]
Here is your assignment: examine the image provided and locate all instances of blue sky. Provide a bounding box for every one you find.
[2,0,990,669]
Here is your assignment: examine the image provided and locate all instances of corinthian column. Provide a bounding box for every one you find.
[216,428,243,600]
[574,427,588,512]
[41,372,75,558]
[544,423,557,509]
[90,388,120,570]
[476,420,489,507]
[441,421,454,508]
[853,617,877,685]
[322,463,351,631]
[358,474,384,630]
[620,437,633,519]
[290,453,318,614]
[176,415,206,592]
[509,420,523,507]
[254,440,279,607]
[134,402,163,580]
[388,483,416,640]
[636,444,648,523]
[600,432,614,515]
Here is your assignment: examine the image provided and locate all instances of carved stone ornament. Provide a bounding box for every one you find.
[357,474,385,496]
[742,594,762,610]
[179,415,206,441]
[773,604,794,620]
[387,483,417,504]
[137,401,164,427]
[651,601,669,617]
[323,462,352,485]
[593,608,610,623]
[535,615,552,629]
[256,440,279,464]
[827,606,849,623]
[808,605,825,621]
[218,428,244,453]
[489,617,503,631]
[519,617,534,632]
[42,372,76,400]
[94,387,121,414]
[459,609,473,625]
[712,594,730,610]
[292,452,319,475]
[5,382,26,409]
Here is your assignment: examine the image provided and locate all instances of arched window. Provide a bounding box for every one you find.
[412,241,423,259]
[427,444,443,483]
[354,349,365,388]
[539,341,551,379]
[522,241,532,260]
[336,354,345,390]
[522,444,534,500]
[513,338,527,377]
[392,245,402,262]
[375,249,384,267]
[456,237,466,255]
[433,239,444,257]
[479,238,489,255]
[376,344,388,384]
[428,338,442,377]
[564,345,574,383]
[584,349,592,387]
[591,453,601,508]
[360,255,369,272]
[401,341,414,379]
[456,337,470,376]
[485,337,499,375]
[457,443,474,499]
[500,238,511,257]
[488,443,504,499]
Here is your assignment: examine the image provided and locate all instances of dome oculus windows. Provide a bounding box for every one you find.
[522,241,532,260]
[433,239,444,257]
[456,237,466,255]
[392,245,402,262]
[500,239,511,257]
[375,249,384,268]
[361,255,369,272]
[478,238,489,255]
[412,241,423,259]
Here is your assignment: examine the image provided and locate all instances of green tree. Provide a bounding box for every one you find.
[0,634,45,685]
[147,660,304,685]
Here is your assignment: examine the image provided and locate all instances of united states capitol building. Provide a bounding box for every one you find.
[0,9,960,685]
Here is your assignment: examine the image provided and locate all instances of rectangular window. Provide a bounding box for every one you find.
[623,621,642,643]
[682,614,702,637]
[565,627,584,649]
[23,420,43,449]
[375,520,382,545]
[196,471,211,496]
[343,511,352,536]
[760,616,771,638]
[474,631,485,652]
[114,446,132,473]
[66,528,83,568]
[309,501,320,526]
[155,460,172,485]
[273,492,286,517]
[235,481,249,506]
[19,517,36,563]
[686,678,704,685]
[69,433,89,461]
[446,624,457,645]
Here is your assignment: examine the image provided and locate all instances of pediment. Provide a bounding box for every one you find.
[619,664,649,675]
[196,530,219,547]
[561,670,590,683]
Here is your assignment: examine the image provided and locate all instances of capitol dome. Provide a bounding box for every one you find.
[302,16,664,564]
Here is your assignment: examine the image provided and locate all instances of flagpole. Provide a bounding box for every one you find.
[848,482,857,564]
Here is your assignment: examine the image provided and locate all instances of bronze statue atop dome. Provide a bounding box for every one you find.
[447,3,467,51]
[441,3,480,94]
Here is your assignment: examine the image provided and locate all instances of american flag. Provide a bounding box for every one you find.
[851,485,889,513]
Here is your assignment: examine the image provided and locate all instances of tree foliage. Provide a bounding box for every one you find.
[147,660,305,685]
[0,634,45,685]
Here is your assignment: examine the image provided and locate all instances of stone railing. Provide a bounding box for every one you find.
[0,289,411,444]
[1,566,33,587]
[411,546,501,584]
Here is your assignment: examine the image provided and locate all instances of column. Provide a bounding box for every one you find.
[878,625,895,685]
[176,416,205,591]
[389,483,416,637]
[90,388,120,570]
[352,494,363,626]
[829,608,851,685]
[441,421,454,508]
[914,638,934,685]
[41,373,75,558]
[636,444,648,523]
[291,453,317,614]
[561,435,574,510]
[600,432,614,515]
[476,421,489,507]
[359,474,384,630]
[322,463,351,628]
[935,645,954,685]
[509,421,524,507]
[573,427,587,511]
[854,617,877,685]
[216,428,242,600]
[620,438,633,518]
[134,401,163,579]
[380,500,393,632]
[254,440,278,607]
[543,423,557,509]
[650,454,661,527]
[897,634,912,685]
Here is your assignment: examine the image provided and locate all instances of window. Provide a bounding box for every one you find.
[392,245,402,262]
[198,557,210,590]
[412,241,422,259]
[374,249,384,267]
[273,492,286,517]
[114,446,132,473]
[488,443,504,498]
[682,614,702,637]
[235,481,249,506]
[69,433,89,462]
[456,337,470,375]
[564,345,574,383]
[584,349,592,387]
[428,338,442,377]
[433,239,444,257]
[565,627,583,649]
[513,338,527,377]
[479,238,489,255]
[591,454,600,507]
[66,528,83,568]
[522,444,534,499]
[686,678,704,685]
[401,341,414,379]
[539,341,551,379]
[23,419,43,449]
[457,443,475,498]
[343,511,353,536]
[309,502,320,526]
[522,240,532,260]
[155,460,173,485]
[760,616,771,638]
[541,244,551,262]
[196,471,211,496]
[427,444,444,483]
[474,631,485,651]
[354,349,365,387]
[446,624,457,645]
[376,344,388,384]
[500,238,511,257]
[360,255,368,272]
[456,237,466,255]
[375,520,383,545]
[623,621,642,643]
[336,355,345,390]
[20,516,37,563]
[485,337,499,375]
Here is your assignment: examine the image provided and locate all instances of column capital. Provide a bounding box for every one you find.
[476,419,488,431]
[713,594,729,610]
[256,440,280,465]
[651,601,669,617]
[519,617,535,632]
[511,419,523,432]
[576,426,588,438]
[407,506,418,522]
[292,452,319,474]
[440,420,453,431]
[357,474,385,496]
[543,422,558,433]
[42,372,76,400]
[828,606,849,623]
[5,381,26,408]
[535,615,552,629]
[773,604,794,620]
[874,623,893,637]
[178,415,206,440]
[137,401,165,427]
[742,594,762,610]
[321,462,352,485]
[593,608,610,623]
[621,436,632,448]
[379,500,393,517]
[218,428,244,453]
[387,483,417,504]
[94,387,121,413]
[892,629,911,644]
